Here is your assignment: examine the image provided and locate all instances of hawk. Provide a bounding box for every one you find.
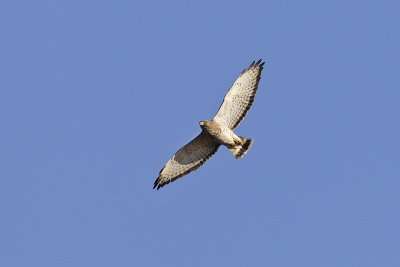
[154,59,265,190]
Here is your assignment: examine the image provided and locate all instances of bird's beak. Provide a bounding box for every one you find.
[199,121,204,126]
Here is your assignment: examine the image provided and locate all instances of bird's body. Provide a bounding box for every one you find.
[154,59,265,190]
[199,120,240,147]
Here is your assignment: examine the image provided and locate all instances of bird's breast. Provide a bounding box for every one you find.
[205,123,235,146]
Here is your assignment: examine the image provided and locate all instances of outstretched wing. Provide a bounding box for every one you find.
[213,59,265,130]
[154,132,220,190]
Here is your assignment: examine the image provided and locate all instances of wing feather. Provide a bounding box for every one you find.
[153,132,220,190]
[213,59,265,129]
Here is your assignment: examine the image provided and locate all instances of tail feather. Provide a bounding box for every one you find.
[229,137,253,159]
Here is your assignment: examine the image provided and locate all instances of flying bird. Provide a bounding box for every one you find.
[154,59,265,190]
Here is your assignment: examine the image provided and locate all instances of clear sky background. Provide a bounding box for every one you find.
[1,0,399,266]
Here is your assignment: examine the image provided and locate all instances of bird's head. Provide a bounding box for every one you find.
[199,120,209,129]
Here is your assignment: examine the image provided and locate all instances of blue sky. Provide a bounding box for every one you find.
[1,0,399,266]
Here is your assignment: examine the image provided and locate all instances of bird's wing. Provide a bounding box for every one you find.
[154,132,220,190]
[213,59,265,130]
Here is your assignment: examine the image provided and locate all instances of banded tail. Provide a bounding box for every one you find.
[229,136,253,159]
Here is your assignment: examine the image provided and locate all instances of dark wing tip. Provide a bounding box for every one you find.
[254,59,265,67]
[254,59,265,72]
[153,171,174,190]
[242,59,265,74]
[154,175,172,190]
[153,175,165,190]
[153,168,167,190]
[153,166,165,190]
[153,176,160,189]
